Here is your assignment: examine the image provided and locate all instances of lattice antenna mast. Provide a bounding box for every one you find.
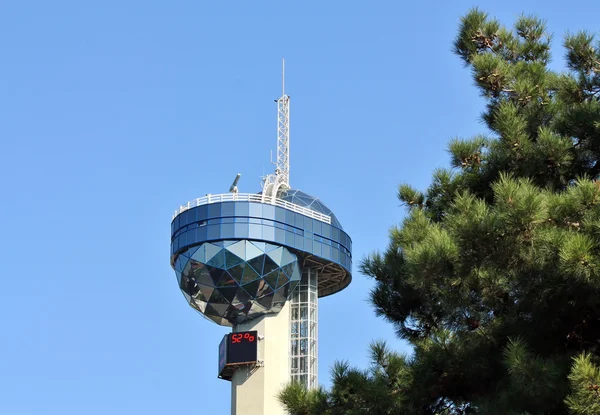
[276,58,290,188]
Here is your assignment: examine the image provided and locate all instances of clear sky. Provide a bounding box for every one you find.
[1,1,599,414]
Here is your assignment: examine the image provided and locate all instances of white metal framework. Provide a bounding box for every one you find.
[276,59,290,188]
[290,268,318,389]
[262,59,291,202]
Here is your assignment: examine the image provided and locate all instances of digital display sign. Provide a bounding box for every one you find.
[217,330,259,381]
[227,330,258,364]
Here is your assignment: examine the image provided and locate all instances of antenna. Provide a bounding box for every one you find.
[261,59,291,202]
[276,58,290,188]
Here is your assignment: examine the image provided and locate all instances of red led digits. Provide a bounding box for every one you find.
[230,332,256,343]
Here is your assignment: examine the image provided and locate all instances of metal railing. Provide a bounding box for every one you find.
[173,193,332,224]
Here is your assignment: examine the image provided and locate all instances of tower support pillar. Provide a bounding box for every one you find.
[231,303,290,415]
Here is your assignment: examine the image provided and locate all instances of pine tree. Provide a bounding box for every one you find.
[280,8,600,415]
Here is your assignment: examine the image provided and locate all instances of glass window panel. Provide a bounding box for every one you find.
[221,223,234,238]
[313,241,321,256]
[234,224,249,238]
[234,202,249,216]
[275,207,286,223]
[221,202,234,217]
[249,218,261,224]
[208,203,220,219]
[332,227,340,243]
[172,237,180,253]
[188,208,197,223]
[207,225,220,240]
[294,213,303,228]
[249,224,262,240]
[285,209,294,226]
[332,247,339,263]
[294,234,303,250]
[275,228,285,244]
[321,224,331,238]
[262,204,275,220]
[322,244,331,259]
[304,237,313,253]
[178,231,187,247]
[180,211,189,226]
[197,225,207,241]
[313,220,322,236]
[186,229,198,245]
[249,203,262,218]
[262,226,274,241]
[174,215,180,230]
[300,341,308,357]
[197,205,208,220]
[303,216,313,233]
[285,231,294,246]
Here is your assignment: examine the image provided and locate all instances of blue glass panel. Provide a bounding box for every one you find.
[285,209,294,226]
[275,207,286,223]
[174,214,180,231]
[263,226,274,241]
[187,208,197,223]
[207,225,220,240]
[275,228,285,244]
[294,234,303,250]
[179,211,187,227]
[234,202,249,216]
[179,231,188,247]
[197,204,209,220]
[250,218,261,224]
[221,202,234,217]
[332,227,340,243]
[187,229,198,245]
[322,244,331,259]
[249,224,262,240]
[303,216,313,233]
[249,203,262,218]
[304,237,312,253]
[294,213,303,228]
[313,220,322,236]
[285,231,294,246]
[263,204,275,220]
[234,223,249,238]
[221,223,234,238]
[197,225,208,241]
[172,237,179,253]
[208,203,221,219]
[332,247,339,262]
[321,224,331,238]
[313,240,321,256]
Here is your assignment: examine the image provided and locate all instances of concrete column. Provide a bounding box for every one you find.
[231,303,290,415]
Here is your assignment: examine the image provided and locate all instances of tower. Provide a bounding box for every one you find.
[169,61,352,415]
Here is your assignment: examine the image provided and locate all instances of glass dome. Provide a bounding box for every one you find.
[276,188,342,229]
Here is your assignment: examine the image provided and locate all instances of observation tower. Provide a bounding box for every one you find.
[169,61,352,415]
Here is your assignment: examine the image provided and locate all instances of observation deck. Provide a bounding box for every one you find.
[170,190,352,300]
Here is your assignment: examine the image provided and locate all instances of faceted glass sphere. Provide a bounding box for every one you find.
[173,240,301,326]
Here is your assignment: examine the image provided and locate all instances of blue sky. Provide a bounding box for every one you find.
[1,1,599,413]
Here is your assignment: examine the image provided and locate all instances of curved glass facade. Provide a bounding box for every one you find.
[170,201,352,293]
[276,188,342,229]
